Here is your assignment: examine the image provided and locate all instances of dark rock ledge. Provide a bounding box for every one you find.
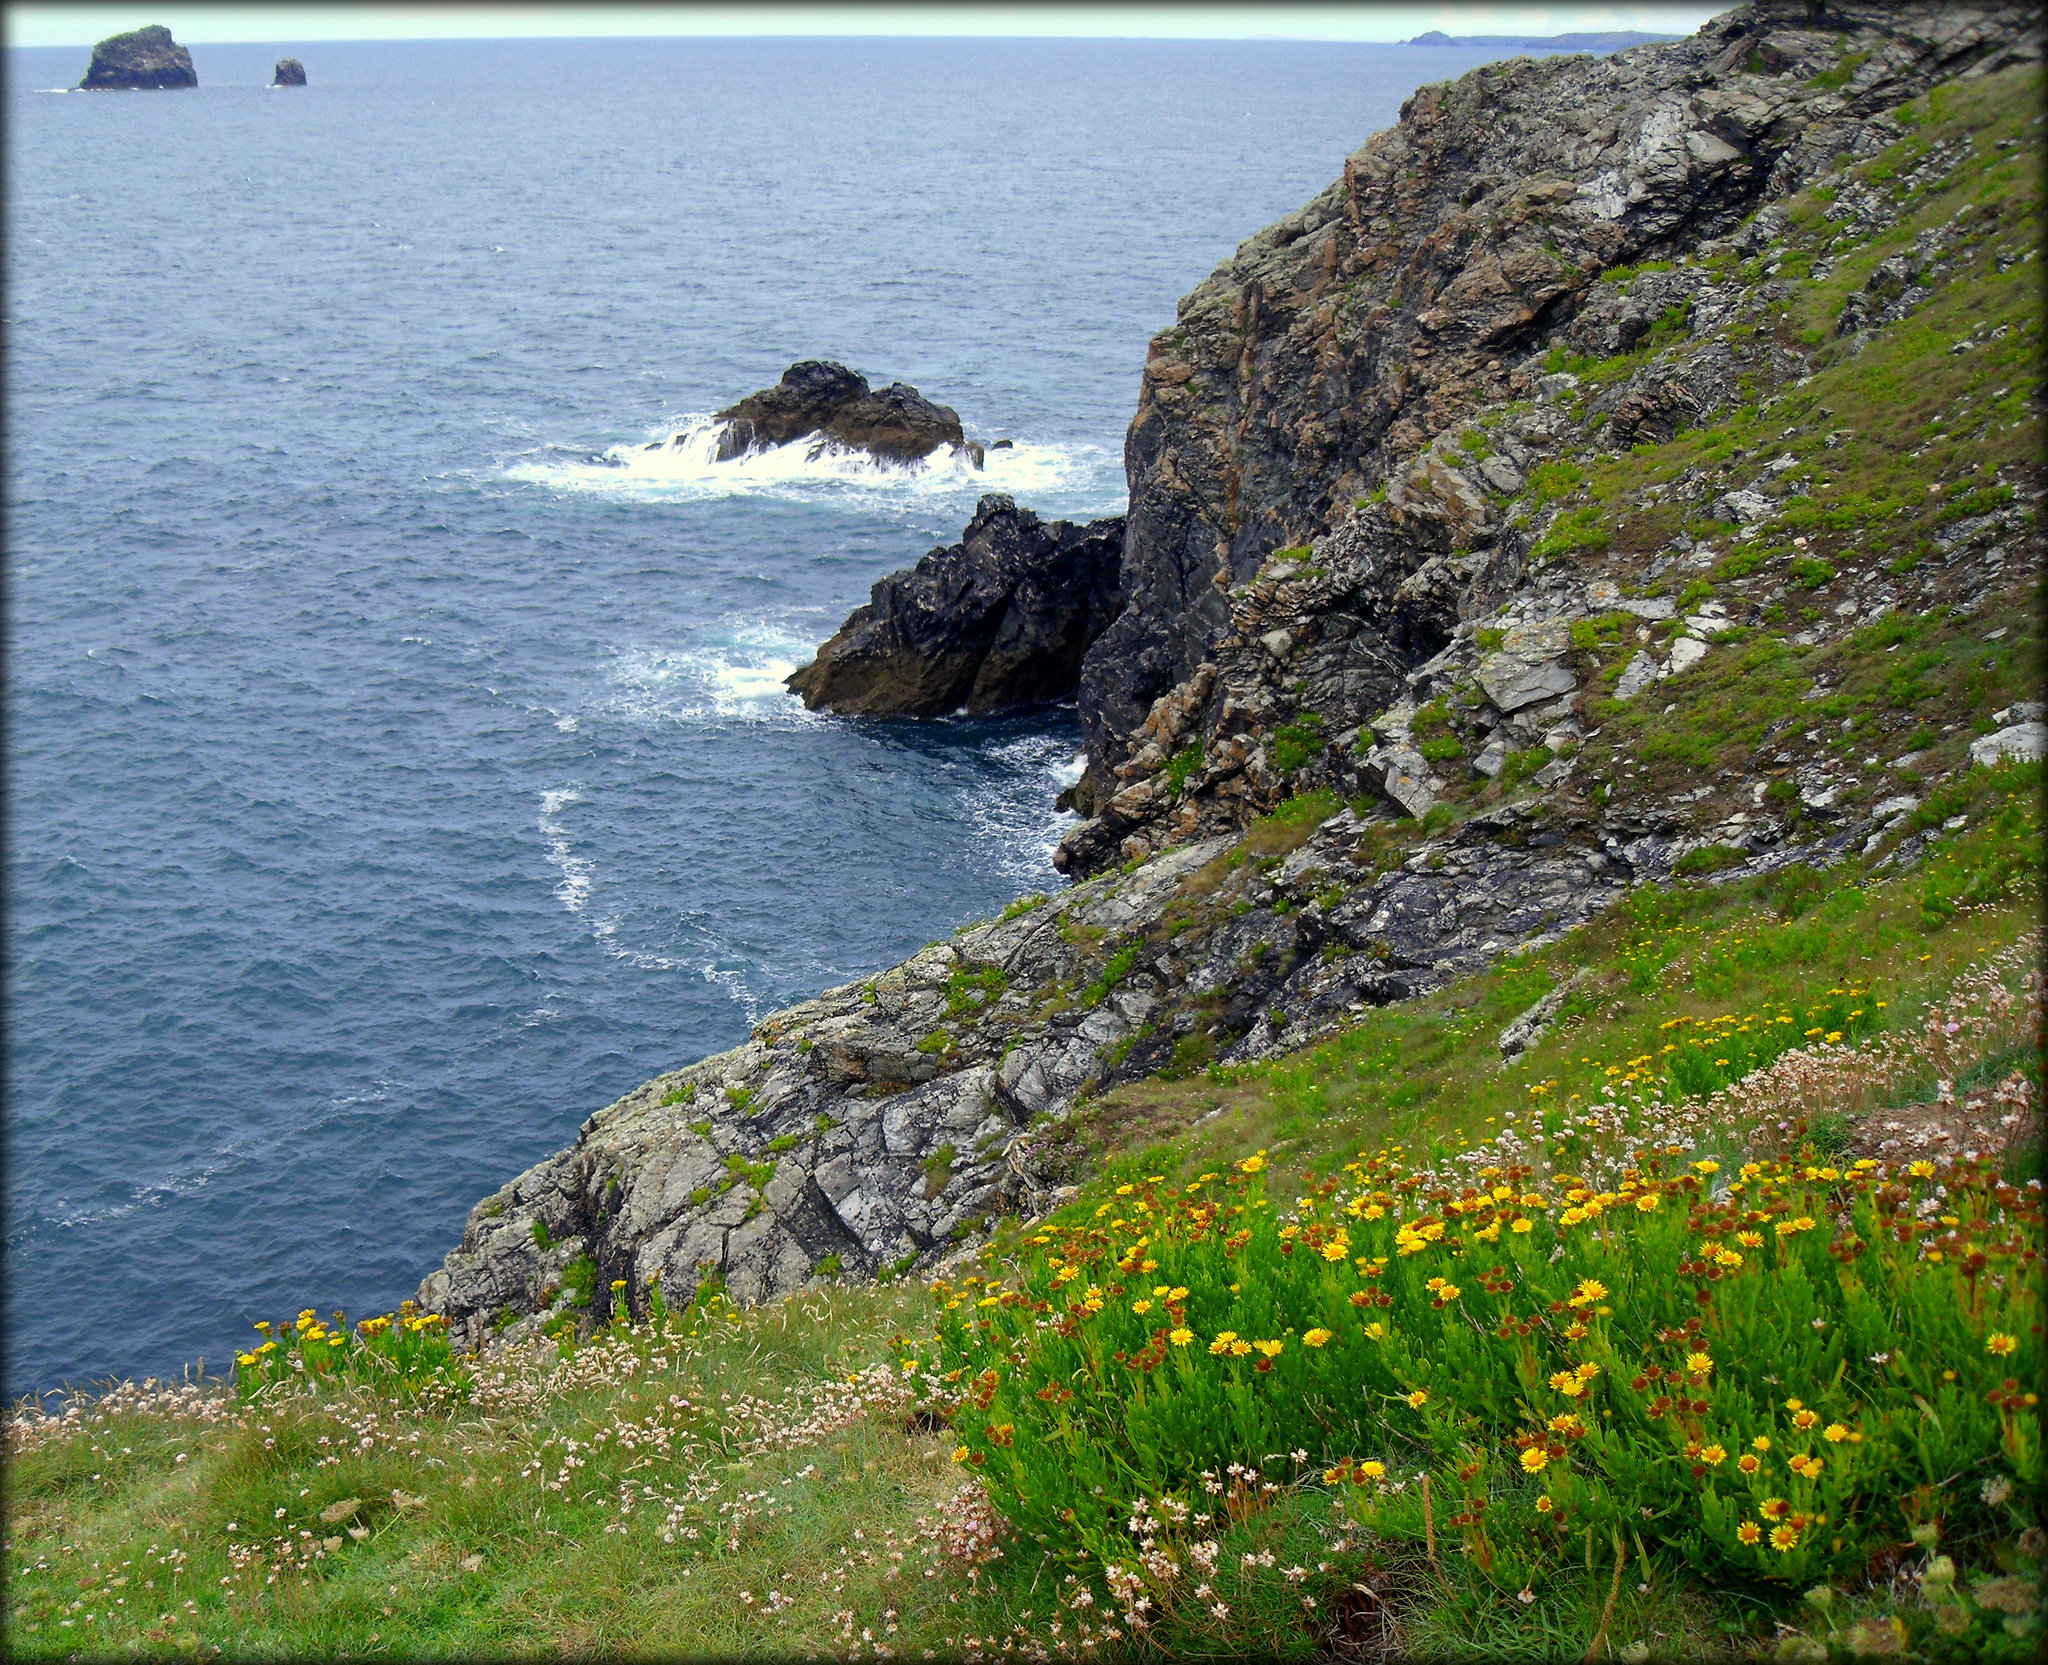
[787,495,1125,716]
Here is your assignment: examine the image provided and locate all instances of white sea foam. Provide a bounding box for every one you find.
[503,414,1114,513]
[591,620,817,727]
[962,732,1083,885]
[1053,749,1088,789]
[537,788,594,912]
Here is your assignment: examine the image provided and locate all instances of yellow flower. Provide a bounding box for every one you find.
[1907,1160,1936,1179]
[1436,1284,1462,1302]
[1715,1248,1745,1268]
[1753,1436,1772,1452]
[1693,1160,1720,1175]
[1511,1218,1534,1234]
[1518,1446,1550,1476]
[1700,1444,1727,1466]
[1770,1523,1800,1553]
[1574,1362,1601,1381]
[1239,1154,1266,1174]
[1569,1278,1608,1307]
[1790,1455,1823,1481]
[1170,1327,1193,1347]
[236,1352,258,1367]
[1686,1352,1713,1376]
[1363,1321,1388,1342]
[1131,1299,1153,1315]
[1823,1424,1850,1443]
[1303,1328,1333,1348]
[1635,1193,1661,1212]
[1406,1389,1430,1410]
[1987,1333,2018,1357]
[1549,1412,1583,1434]
[1253,1339,1283,1359]
[1229,1340,1252,1357]
[1737,1521,1763,1545]
[1358,1460,1386,1480]
[1738,1231,1764,1249]
[1208,1331,1238,1356]
[1549,1371,1587,1399]
[1739,1453,1761,1475]
[1792,1409,1819,1431]
[952,1447,970,1464]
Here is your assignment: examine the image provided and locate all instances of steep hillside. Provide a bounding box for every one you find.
[1072,0,2037,788]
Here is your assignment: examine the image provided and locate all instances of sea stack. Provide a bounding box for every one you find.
[272,58,307,86]
[713,361,983,468]
[78,25,197,89]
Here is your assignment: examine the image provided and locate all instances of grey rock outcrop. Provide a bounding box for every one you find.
[714,361,981,468]
[79,25,196,89]
[1072,1,2035,797]
[787,496,1124,716]
[272,58,306,86]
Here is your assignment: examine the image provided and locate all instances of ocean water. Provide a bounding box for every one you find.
[5,33,1504,1399]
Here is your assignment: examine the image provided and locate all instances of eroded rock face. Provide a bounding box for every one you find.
[272,59,306,86]
[80,25,197,89]
[1076,1,2033,780]
[788,496,1124,716]
[714,361,980,468]
[418,839,1231,1348]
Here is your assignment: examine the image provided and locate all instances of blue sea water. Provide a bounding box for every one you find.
[5,33,1505,1399]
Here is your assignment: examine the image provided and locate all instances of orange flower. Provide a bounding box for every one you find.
[1987,1333,2018,1357]
[1769,1523,1800,1553]
[1737,1521,1762,1546]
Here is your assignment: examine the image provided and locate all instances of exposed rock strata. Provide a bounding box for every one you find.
[1073,0,2036,799]
[788,496,1124,716]
[714,360,981,468]
[79,25,196,89]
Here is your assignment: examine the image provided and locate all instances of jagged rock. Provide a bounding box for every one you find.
[1477,619,1578,712]
[1498,970,1590,1059]
[1360,744,1436,818]
[272,58,306,86]
[786,496,1124,716]
[420,839,1230,1346]
[79,25,196,89]
[1970,722,2046,767]
[1074,2,2032,784]
[714,361,980,468]
[1614,651,1661,700]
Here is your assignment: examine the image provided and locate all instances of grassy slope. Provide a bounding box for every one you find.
[6,64,2044,1665]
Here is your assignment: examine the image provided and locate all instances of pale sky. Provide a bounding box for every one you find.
[7,4,1725,48]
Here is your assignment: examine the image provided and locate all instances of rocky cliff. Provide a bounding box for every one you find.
[1072,0,2035,803]
[422,2,2043,1347]
[787,495,1124,716]
[79,25,197,90]
[272,59,307,87]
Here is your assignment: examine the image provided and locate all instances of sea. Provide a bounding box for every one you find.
[6,32,1512,1400]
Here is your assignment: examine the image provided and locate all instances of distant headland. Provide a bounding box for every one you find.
[1405,28,1679,52]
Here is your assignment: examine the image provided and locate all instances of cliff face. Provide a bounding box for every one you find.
[422,4,2043,1346]
[1075,0,2035,787]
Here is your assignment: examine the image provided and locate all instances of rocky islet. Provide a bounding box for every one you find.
[78,24,197,90]
[709,359,983,469]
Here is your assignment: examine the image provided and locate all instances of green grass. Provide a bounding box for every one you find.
[6,772,2036,1661]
